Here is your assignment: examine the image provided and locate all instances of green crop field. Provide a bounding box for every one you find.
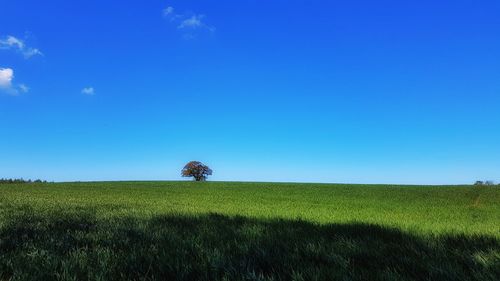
[1,181,499,280]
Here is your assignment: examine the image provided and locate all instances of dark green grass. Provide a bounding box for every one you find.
[0,181,499,280]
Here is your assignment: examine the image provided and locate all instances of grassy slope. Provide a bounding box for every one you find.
[0,181,499,280]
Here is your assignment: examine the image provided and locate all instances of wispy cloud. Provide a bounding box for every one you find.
[162,6,215,38]
[19,84,29,93]
[0,35,43,59]
[81,87,95,95]
[163,6,174,17]
[178,15,203,29]
[0,68,28,95]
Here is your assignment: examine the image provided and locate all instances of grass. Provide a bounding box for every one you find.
[0,181,499,280]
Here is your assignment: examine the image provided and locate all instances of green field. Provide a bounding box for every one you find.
[1,181,499,280]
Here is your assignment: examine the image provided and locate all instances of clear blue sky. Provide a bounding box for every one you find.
[1,0,499,184]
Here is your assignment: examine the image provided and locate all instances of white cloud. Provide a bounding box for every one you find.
[0,68,14,88]
[81,87,95,95]
[0,35,43,59]
[0,68,28,95]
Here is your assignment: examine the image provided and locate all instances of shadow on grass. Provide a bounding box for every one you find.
[0,209,499,281]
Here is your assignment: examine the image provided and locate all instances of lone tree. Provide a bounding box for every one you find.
[182,161,212,181]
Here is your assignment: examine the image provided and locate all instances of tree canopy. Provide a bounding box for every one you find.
[181,161,212,181]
